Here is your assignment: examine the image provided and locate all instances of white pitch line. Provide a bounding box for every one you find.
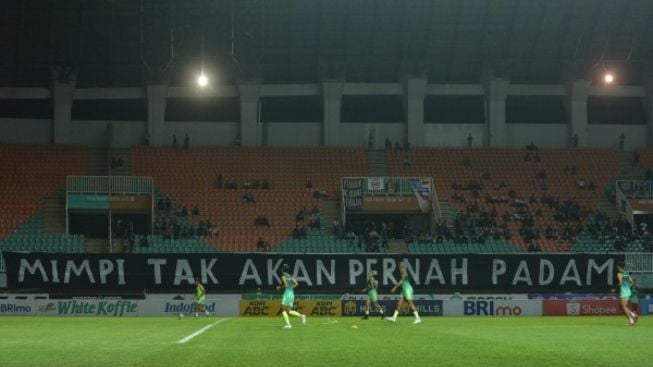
[177,318,230,344]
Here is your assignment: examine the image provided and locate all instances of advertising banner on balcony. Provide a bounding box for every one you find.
[343,178,363,211]
[67,194,110,210]
[4,252,623,292]
[362,196,420,213]
[110,195,151,211]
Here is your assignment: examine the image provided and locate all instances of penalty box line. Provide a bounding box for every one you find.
[177,318,231,344]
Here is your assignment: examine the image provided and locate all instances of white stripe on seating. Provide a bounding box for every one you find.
[176,318,230,344]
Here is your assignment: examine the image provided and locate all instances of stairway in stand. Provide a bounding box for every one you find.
[86,238,110,253]
[387,239,407,253]
[320,198,340,235]
[437,199,459,224]
[42,190,66,234]
[366,150,389,177]
[88,147,109,176]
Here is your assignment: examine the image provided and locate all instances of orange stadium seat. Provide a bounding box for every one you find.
[131,146,368,252]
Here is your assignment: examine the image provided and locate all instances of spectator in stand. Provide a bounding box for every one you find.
[296,208,306,222]
[191,206,200,216]
[385,138,392,149]
[526,141,538,150]
[572,133,579,147]
[184,134,190,149]
[305,180,313,190]
[394,141,402,151]
[241,191,255,203]
[577,178,586,190]
[619,132,625,152]
[313,189,327,199]
[467,133,473,148]
[255,215,270,227]
[173,134,178,148]
[257,237,265,251]
[527,241,542,253]
[216,173,223,189]
[402,156,412,168]
[262,180,270,189]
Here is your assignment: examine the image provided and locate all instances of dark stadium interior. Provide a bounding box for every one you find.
[0,0,652,296]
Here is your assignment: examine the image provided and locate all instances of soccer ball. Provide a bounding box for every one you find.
[178,313,184,319]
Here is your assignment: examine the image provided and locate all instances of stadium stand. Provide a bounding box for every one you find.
[0,144,88,252]
[131,146,368,252]
[388,148,622,252]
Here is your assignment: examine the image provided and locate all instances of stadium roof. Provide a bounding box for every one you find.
[1,0,652,88]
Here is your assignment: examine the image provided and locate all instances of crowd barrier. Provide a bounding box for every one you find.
[1,293,648,317]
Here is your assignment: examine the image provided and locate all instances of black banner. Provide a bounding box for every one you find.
[3,252,623,291]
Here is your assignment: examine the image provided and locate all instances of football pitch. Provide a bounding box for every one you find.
[0,316,649,367]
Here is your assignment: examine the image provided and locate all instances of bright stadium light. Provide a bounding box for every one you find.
[603,73,614,84]
[197,73,208,87]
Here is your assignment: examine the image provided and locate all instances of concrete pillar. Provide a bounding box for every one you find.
[52,78,76,144]
[485,78,509,147]
[145,84,168,146]
[403,77,427,147]
[567,79,591,147]
[646,81,653,148]
[322,81,343,146]
[238,83,261,146]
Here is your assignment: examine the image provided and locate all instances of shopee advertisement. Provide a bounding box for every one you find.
[543,300,622,316]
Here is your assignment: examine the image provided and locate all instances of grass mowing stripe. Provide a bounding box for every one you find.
[176,318,230,344]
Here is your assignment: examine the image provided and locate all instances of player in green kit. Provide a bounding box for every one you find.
[386,261,421,324]
[616,262,639,326]
[194,278,211,318]
[361,271,385,320]
[275,264,307,329]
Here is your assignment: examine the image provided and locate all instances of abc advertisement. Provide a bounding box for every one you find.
[542,300,623,316]
[240,300,341,317]
[444,300,542,316]
[341,299,443,317]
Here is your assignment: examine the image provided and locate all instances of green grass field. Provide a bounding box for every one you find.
[0,316,650,367]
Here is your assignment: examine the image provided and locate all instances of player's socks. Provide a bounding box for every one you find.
[194,312,199,318]
[204,310,210,316]
[282,311,290,325]
[413,310,420,320]
[393,310,399,319]
[289,310,301,317]
[365,310,369,316]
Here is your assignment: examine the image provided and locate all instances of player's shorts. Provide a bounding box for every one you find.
[197,295,206,305]
[402,285,414,301]
[368,289,378,303]
[620,289,631,300]
[282,293,294,307]
[629,296,638,305]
